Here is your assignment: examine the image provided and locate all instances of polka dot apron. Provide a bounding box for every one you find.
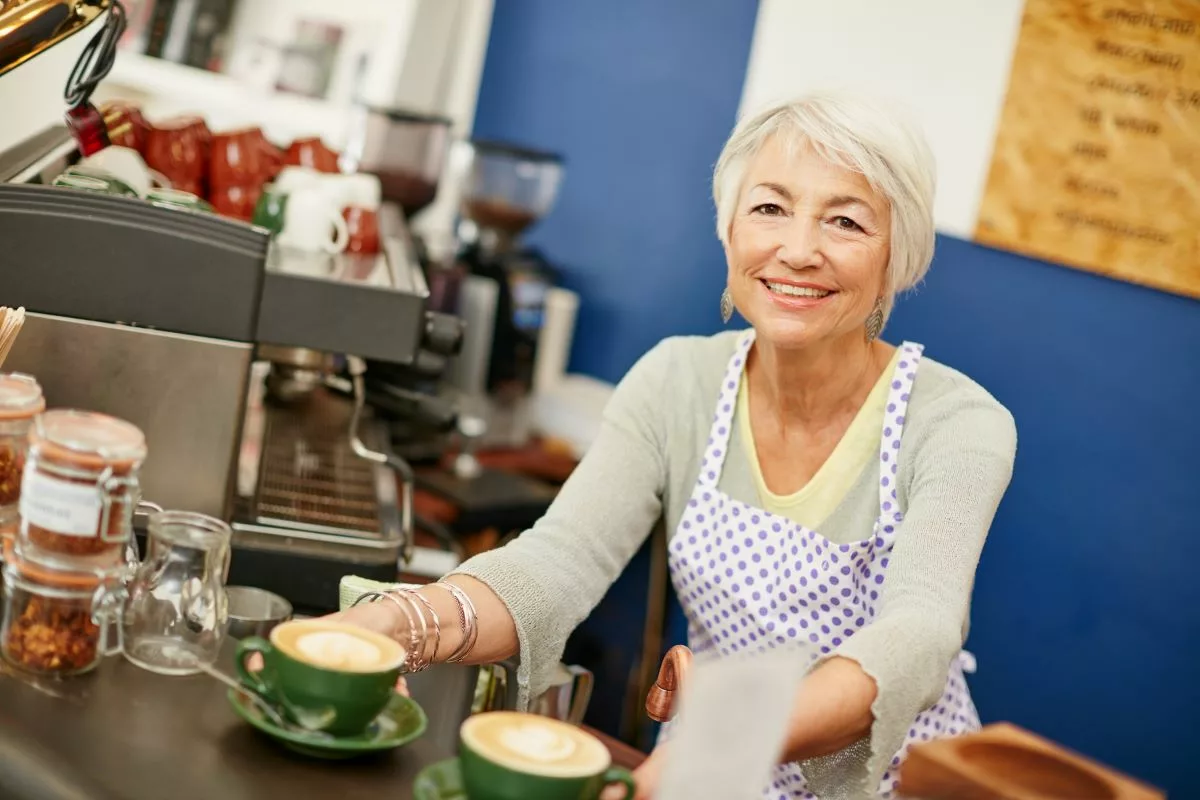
[667,330,980,799]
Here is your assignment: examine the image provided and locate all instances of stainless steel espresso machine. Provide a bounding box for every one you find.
[0,126,463,613]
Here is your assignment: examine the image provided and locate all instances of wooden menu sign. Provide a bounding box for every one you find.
[975,0,1200,298]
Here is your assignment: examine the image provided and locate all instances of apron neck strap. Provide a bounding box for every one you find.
[697,330,755,489]
[877,342,925,518]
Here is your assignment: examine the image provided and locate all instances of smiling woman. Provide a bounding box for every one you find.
[728,140,893,351]
[332,92,1017,800]
[715,93,936,344]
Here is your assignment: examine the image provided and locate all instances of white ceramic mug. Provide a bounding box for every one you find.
[276,187,349,254]
[78,145,169,196]
[273,165,324,194]
[321,172,382,211]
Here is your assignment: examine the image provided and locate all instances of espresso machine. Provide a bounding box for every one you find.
[0,124,463,613]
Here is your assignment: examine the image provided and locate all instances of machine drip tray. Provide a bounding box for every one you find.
[250,398,398,540]
[237,389,401,543]
[230,389,405,612]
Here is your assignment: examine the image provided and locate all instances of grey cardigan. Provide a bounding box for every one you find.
[452,330,1017,791]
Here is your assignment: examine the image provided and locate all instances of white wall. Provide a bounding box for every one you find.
[739,0,1026,239]
[221,0,418,108]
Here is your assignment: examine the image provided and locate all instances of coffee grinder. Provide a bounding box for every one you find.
[453,140,564,401]
[381,140,566,537]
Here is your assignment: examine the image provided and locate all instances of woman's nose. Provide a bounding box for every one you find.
[774,217,822,269]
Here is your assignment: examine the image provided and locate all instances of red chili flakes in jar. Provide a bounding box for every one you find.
[19,410,146,569]
[0,374,44,518]
[1,543,108,676]
[4,587,101,673]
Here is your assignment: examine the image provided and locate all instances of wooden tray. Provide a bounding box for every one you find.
[898,722,1163,800]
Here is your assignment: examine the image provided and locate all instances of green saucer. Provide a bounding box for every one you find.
[226,688,427,759]
[413,758,466,800]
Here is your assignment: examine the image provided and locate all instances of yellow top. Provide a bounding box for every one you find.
[736,349,900,529]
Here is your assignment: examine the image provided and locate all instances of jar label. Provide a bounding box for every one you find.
[19,465,102,537]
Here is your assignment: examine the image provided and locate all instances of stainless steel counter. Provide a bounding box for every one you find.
[0,642,477,800]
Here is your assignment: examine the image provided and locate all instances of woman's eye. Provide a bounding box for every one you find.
[832,216,862,231]
[751,203,784,216]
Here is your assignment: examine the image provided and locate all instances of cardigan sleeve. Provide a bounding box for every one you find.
[448,339,677,707]
[803,385,1017,796]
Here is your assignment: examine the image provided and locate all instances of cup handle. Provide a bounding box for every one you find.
[473,659,516,714]
[146,168,173,190]
[125,499,164,568]
[566,665,594,725]
[325,209,349,253]
[235,637,276,698]
[600,768,636,799]
[91,576,128,657]
[261,141,283,176]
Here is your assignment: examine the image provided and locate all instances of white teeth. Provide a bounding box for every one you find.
[765,281,831,298]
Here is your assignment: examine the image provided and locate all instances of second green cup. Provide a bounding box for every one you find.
[251,184,288,234]
[459,711,636,800]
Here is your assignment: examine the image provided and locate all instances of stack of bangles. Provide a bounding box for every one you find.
[352,581,478,672]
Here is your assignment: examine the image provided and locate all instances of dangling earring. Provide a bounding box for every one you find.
[720,288,734,324]
[865,296,884,341]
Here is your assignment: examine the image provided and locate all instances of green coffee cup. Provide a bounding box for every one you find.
[145,188,213,213]
[459,711,635,799]
[53,169,138,197]
[235,619,406,737]
[251,184,288,234]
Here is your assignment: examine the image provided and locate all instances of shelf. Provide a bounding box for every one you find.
[101,52,358,146]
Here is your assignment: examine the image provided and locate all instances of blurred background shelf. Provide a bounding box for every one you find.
[96,0,494,244]
[104,51,352,145]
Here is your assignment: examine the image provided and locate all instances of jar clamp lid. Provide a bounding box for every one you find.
[0,374,44,420]
[30,410,147,471]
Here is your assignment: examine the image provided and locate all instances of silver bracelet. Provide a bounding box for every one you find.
[431,581,478,663]
[428,582,468,659]
[352,585,448,670]
[399,589,442,668]
[381,591,429,672]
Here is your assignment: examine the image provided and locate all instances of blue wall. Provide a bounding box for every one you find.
[471,2,1200,794]
[471,0,750,383]
[888,238,1200,797]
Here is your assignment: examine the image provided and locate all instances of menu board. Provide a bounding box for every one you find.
[975,0,1200,298]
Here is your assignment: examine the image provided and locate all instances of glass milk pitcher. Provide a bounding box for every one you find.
[122,511,230,675]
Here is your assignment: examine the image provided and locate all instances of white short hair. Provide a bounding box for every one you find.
[713,92,937,320]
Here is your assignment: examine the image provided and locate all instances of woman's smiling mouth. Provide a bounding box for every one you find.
[760,279,837,307]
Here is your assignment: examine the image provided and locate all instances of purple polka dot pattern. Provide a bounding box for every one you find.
[667,335,974,797]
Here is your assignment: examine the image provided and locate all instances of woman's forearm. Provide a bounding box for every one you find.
[778,656,877,762]
[420,575,520,664]
[330,575,519,665]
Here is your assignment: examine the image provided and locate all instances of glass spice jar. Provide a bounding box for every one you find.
[0,374,45,534]
[0,542,123,676]
[19,410,147,570]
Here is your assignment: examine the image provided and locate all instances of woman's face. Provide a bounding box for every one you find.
[725,136,891,351]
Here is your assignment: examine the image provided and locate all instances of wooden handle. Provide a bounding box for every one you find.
[645,645,693,722]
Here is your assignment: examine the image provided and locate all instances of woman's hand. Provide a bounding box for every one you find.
[325,599,404,639]
[602,746,666,800]
[322,601,409,694]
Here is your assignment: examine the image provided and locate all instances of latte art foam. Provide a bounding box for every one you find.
[270,620,405,672]
[498,723,578,763]
[294,631,383,671]
[461,712,610,778]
